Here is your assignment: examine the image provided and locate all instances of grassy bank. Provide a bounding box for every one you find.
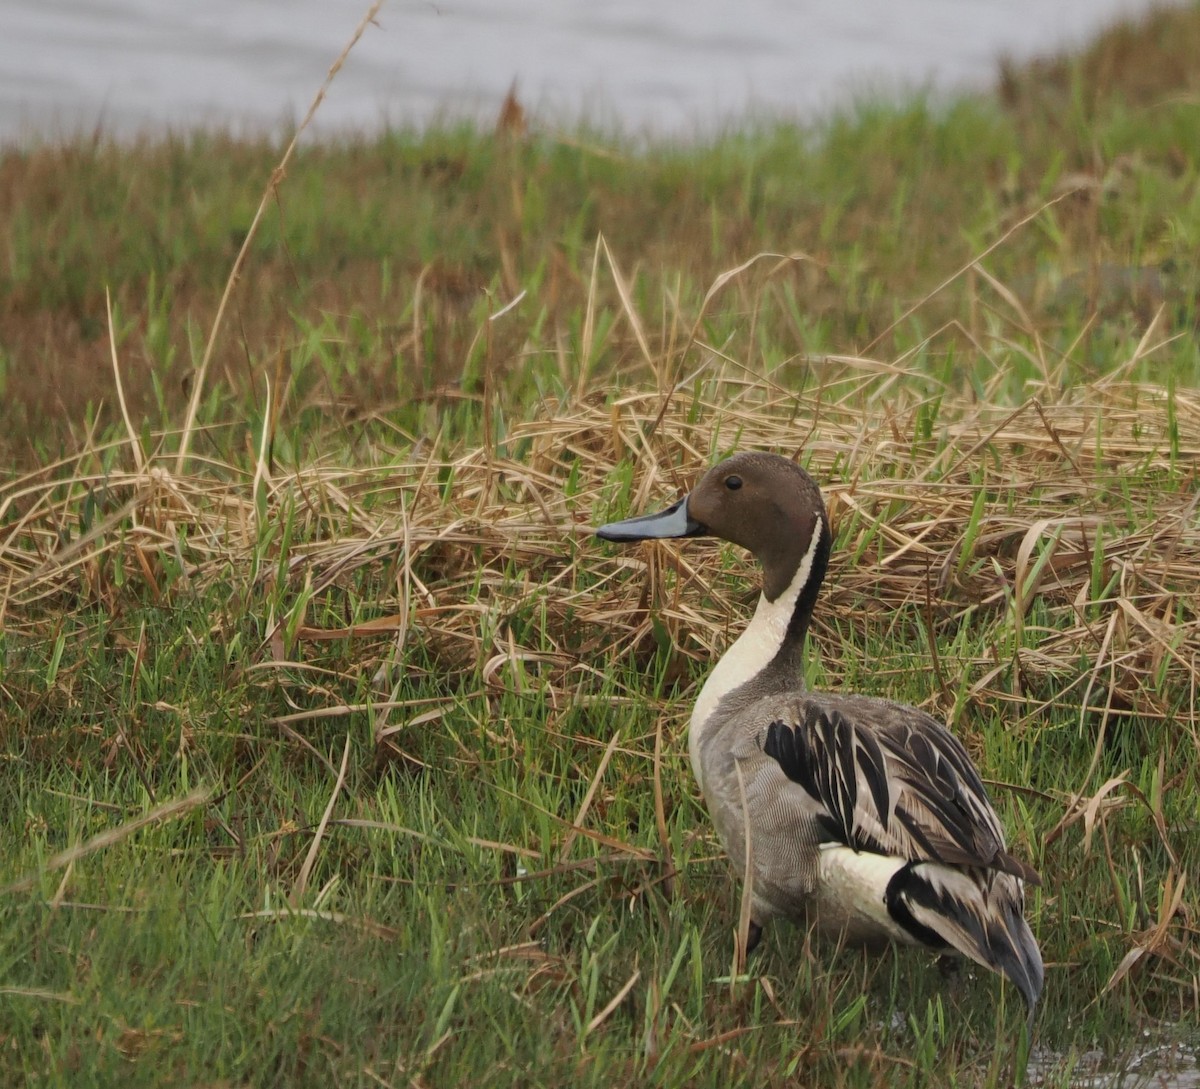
[2,9,1200,460]
[2,7,1200,1087]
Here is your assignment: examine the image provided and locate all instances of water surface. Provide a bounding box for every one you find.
[0,0,1185,144]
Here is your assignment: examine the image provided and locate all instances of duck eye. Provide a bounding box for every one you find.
[724,475,743,491]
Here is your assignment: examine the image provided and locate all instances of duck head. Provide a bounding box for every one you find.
[596,451,831,606]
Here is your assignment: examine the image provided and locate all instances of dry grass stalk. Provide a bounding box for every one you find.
[4,373,1198,717]
[175,0,385,471]
[1,786,214,895]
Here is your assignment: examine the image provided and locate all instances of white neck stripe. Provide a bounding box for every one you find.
[688,523,823,789]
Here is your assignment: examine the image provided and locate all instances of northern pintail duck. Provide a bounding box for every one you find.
[597,452,1043,1016]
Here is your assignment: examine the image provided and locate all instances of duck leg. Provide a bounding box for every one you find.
[936,954,961,980]
[746,920,764,956]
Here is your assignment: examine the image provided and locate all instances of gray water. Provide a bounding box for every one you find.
[1029,1037,1200,1089]
[0,0,1186,146]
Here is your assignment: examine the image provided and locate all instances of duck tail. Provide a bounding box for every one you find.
[886,862,1044,1017]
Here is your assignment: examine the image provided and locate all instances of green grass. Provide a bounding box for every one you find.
[3,7,1200,1088]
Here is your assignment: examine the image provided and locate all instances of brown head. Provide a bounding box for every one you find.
[596,451,832,609]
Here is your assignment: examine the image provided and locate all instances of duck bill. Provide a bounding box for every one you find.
[595,496,705,541]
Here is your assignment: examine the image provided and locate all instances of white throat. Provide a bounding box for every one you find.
[688,527,823,790]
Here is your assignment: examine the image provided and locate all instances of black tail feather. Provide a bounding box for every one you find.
[886,862,1043,1015]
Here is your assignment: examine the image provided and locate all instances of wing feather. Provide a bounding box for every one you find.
[760,696,1037,883]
